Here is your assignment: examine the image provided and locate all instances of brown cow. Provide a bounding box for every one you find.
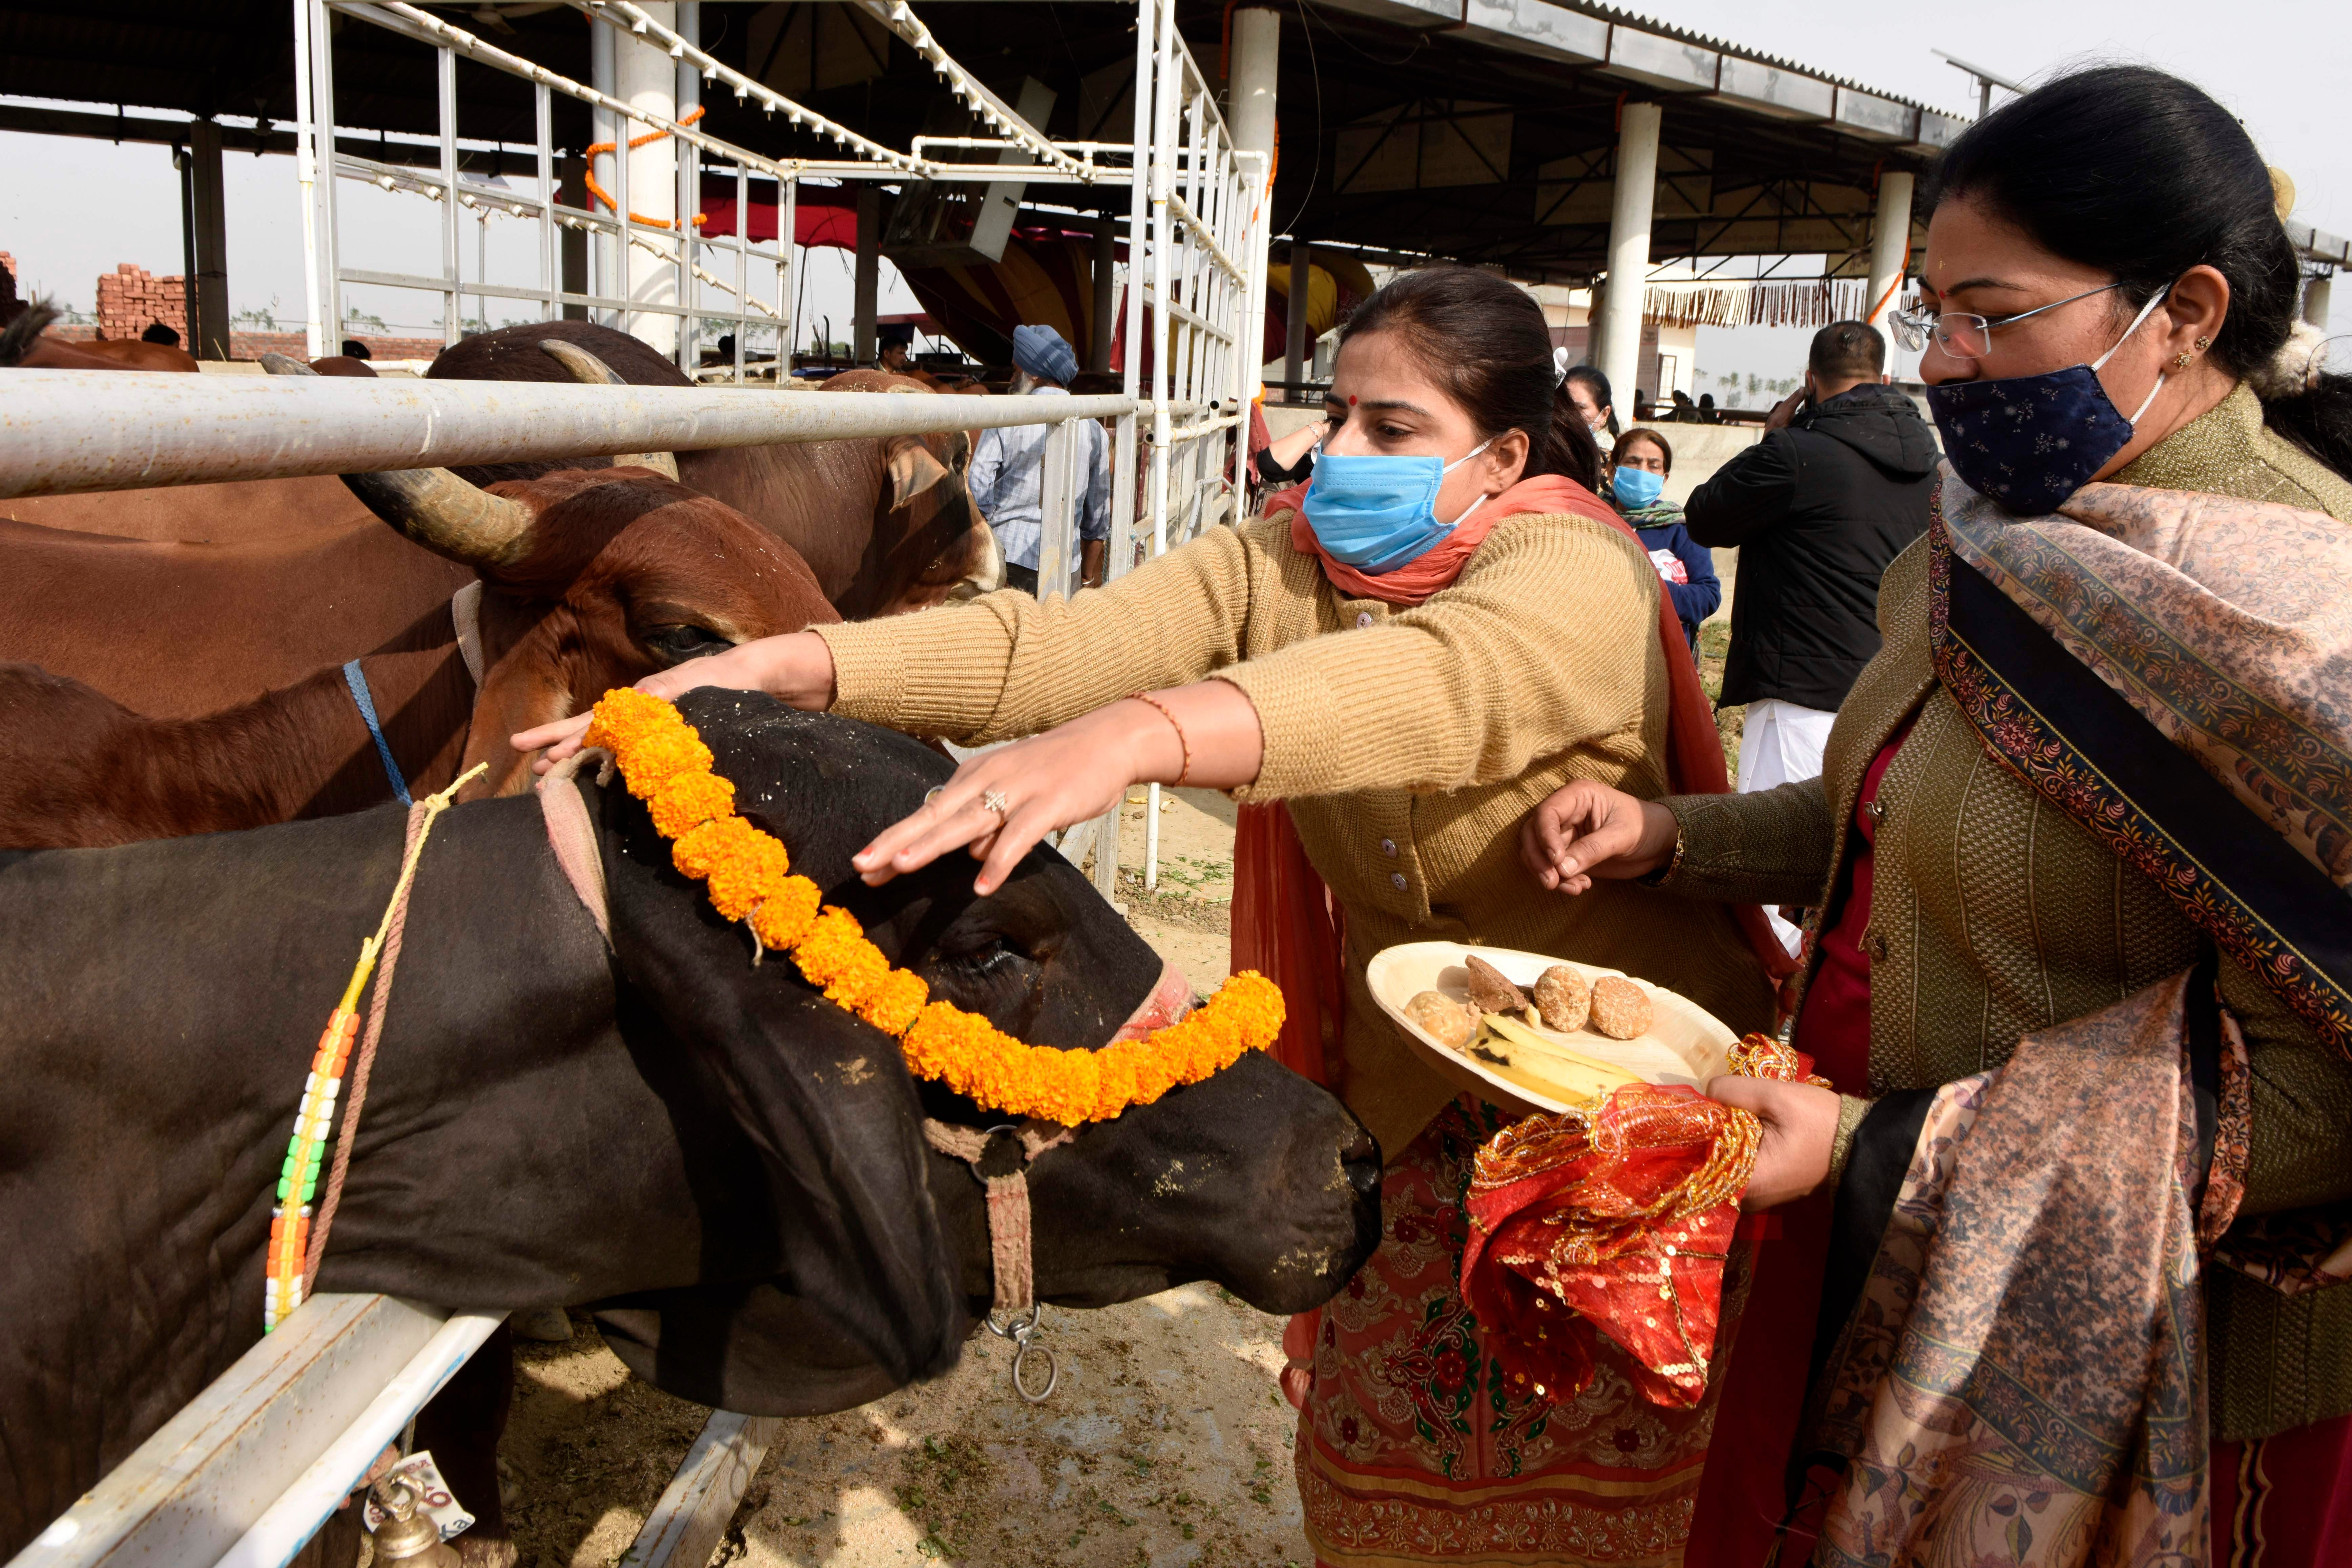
[429,323,1000,618]
[0,461,838,847]
[0,300,200,372]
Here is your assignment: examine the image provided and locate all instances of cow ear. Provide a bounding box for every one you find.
[885,437,953,510]
[597,794,963,1387]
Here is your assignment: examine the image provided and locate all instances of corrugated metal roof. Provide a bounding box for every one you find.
[1545,0,1956,117]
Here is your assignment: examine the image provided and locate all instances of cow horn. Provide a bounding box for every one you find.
[259,352,317,376]
[342,466,537,568]
[537,339,680,480]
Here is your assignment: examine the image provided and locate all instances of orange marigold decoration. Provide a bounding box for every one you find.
[1459,1034,1828,1410]
[582,690,1283,1123]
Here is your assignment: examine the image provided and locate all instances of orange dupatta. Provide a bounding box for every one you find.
[1233,475,1794,1090]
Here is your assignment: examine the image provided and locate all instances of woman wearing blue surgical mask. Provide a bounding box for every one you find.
[520,265,1789,1568]
[1525,65,2352,1568]
[1605,428,1718,650]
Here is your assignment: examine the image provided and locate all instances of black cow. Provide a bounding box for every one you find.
[0,693,1381,1562]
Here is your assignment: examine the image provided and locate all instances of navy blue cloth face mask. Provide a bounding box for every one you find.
[1926,287,2172,516]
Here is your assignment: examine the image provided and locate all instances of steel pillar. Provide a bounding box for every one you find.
[2305,276,2333,330]
[1866,170,1914,323]
[1283,240,1310,401]
[187,119,231,359]
[853,186,880,364]
[1595,101,1660,418]
[1089,217,1117,372]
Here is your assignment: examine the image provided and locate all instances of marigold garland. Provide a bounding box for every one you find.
[582,690,1283,1122]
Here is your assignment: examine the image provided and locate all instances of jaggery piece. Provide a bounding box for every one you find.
[1404,990,1479,1051]
[1463,954,1529,1015]
[1532,965,1591,1032]
[1587,976,1653,1039]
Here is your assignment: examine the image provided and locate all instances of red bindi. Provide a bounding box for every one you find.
[1348,395,1358,405]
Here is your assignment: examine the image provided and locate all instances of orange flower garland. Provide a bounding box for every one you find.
[582,689,1283,1122]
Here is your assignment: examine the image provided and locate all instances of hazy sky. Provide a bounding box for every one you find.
[1,0,2339,381]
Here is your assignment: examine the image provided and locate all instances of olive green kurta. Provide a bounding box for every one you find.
[813,507,1775,1156]
[1657,383,2352,1440]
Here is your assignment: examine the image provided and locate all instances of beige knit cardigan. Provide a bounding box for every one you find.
[814,507,1777,1155]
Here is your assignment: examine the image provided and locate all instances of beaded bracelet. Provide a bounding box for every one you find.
[265,954,375,1330]
[1128,692,1192,787]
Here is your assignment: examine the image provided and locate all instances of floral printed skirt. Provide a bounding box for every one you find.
[1294,1100,1745,1568]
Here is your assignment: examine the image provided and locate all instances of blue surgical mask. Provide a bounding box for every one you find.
[1925,287,2172,515]
[1301,439,1492,572]
[1611,467,1665,510]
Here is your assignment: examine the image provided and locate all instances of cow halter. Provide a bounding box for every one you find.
[921,1118,1073,1402]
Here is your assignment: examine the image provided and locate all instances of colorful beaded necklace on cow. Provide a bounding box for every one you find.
[266,763,485,1333]
[581,689,1283,1124]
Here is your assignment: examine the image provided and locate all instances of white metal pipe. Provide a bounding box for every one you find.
[619,3,678,356]
[312,0,343,347]
[294,0,323,359]
[537,82,557,322]
[589,17,616,326]
[1597,101,1660,419]
[214,1313,505,1568]
[675,1,699,373]
[0,373,1140,498]
[438,44,460,345]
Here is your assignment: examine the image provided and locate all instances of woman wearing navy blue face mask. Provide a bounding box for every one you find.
[1605,428,1719,650]
[1522,65,2352,1568]
[521,265,1791,1568]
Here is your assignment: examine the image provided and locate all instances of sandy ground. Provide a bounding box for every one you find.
[496,795,1272,1568]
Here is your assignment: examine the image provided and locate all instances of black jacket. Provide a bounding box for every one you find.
[1684,383,1937,711]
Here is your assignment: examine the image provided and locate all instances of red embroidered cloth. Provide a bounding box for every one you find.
[1461,1044,1826,1412]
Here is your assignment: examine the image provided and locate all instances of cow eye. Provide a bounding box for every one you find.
[642,624,732,664]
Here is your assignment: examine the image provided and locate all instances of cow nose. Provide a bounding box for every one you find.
[1341,1125,1382,1198]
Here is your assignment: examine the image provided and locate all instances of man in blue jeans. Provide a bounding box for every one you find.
[969,323,1110,595]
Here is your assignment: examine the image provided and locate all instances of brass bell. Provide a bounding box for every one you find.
[368,1476,462,1568]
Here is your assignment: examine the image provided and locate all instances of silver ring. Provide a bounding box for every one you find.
[923,786,945,807]
[980,788,1010,818]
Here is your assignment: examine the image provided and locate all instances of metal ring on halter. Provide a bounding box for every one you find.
[983,1301,1043,1340]
[980,788,1010,818]
[1011,1337,1060,1403]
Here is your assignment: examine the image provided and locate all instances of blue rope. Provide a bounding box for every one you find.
[341,659,413,808]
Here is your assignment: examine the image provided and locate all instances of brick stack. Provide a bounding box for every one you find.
[94,263,188,343]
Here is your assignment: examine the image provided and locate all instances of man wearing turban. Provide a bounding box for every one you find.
[969,323,1110,594]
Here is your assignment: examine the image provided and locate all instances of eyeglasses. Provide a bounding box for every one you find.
[1887,280,2127,360]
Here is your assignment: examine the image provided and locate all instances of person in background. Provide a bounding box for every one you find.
[1665,388,1702,423]
[1696,391,1721,423]
[1563,362,1618,439]
[967,323,1110,594]
[1253,413,1329,489]
[1606,428,1718,649]
[1682,318,1934,951]
[876,321,915,375]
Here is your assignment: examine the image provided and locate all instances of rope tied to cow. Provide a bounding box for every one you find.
[923,1117,1076,1402]
[265,761,487,1333]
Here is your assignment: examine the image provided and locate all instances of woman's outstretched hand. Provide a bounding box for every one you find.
[510,630,839,772]
[854,680,1264,897]
[1707,1074,1840,1210]
[1518,780,1679,893]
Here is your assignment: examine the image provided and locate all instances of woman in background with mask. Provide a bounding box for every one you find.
[1526,65,2352,1567]
[1607,427,1719,650]
[1564,361,1618,438]
[521,264,1783,1567]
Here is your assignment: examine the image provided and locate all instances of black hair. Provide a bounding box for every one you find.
[1809,320,1886,382]
[1339,266,1601,491]
[1611,427,1672,474]
[1930,64,2350,476]
[1561,363,1620,438]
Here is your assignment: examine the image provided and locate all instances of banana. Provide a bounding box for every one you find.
[1469,1010,1641,1102]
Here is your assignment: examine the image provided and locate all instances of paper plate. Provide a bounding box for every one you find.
[1366,942,1739,1116]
